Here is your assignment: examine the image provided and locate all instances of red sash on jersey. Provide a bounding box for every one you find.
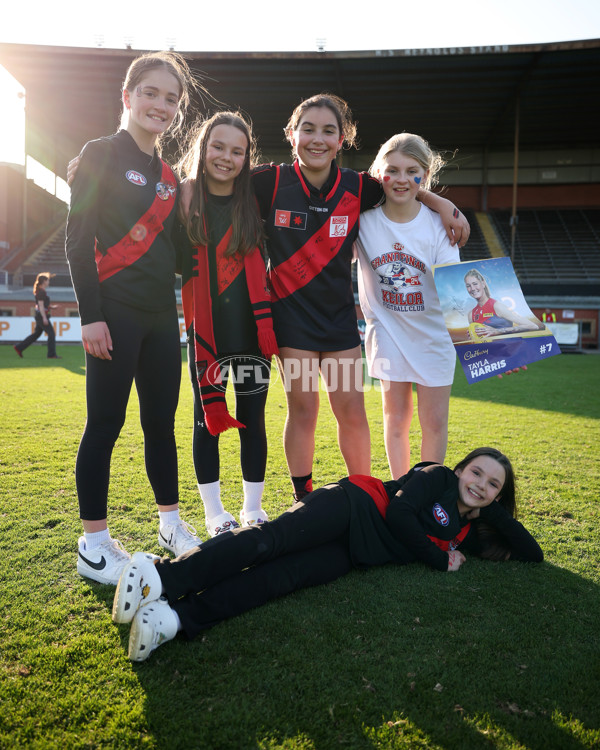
[268,163,360,301]
[427,524,471,552]
[347,474,390,517]
[95,161,176,282]
[191,226,278,436]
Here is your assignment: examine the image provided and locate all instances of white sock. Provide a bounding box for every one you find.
[198,481,224,520]
[84,528,110,550]
[158,509,180,530]
[242,480,264,515]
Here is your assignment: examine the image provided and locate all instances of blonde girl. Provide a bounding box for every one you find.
[464,268,542,339]
[356,132,459,479]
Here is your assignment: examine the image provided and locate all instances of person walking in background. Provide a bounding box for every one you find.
[14,272,60,359]
[66,51,204,585]
[355,133,459,479]
[177,111,278,538]
[110,446,543,662]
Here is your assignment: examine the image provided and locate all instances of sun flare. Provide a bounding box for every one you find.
[0,65,26,166]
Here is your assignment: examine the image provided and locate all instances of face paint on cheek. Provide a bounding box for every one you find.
[383,176,390,182]
[414,176,422,185]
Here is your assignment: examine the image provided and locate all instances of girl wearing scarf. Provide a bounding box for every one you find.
[178,112,278,538]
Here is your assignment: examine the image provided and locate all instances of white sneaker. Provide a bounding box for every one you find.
[158,519,201,556]
[128,599,178,662]
[77,536,131,585]
[113,551,163,624]
[206,511,240,538]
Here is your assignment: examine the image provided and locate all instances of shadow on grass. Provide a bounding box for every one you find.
[110,559,600,750]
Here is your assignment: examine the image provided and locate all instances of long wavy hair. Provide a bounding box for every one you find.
[454,447,517,561]
[177,111,263,257]
[120,50,201,155]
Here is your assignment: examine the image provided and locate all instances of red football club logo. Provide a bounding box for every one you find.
[330,215,348,237]
[275,210,291,227]
[275,209,307,230]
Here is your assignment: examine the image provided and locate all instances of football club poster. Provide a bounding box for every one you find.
[432,257,560,383]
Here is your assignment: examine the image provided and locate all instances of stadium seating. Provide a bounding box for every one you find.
[459,211,492,263]
[490,209,600,284]
[8,209,600,292]
[21,223,70,287]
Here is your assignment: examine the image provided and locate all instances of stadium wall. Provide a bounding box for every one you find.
[440,184,600,211]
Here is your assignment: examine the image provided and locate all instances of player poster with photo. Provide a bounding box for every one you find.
[432,256,560,383]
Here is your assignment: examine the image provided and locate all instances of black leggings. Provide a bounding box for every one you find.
[15,315,56,357]
[76,299,181,520]
[157,484,354,638]
[188,343,270,483]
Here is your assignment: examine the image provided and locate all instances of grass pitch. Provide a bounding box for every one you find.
[0,343,598,749]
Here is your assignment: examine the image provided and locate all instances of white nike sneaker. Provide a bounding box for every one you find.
[158,519,201,556]
[77,536,131,585]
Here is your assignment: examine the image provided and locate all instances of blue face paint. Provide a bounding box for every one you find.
[414,176,422,185]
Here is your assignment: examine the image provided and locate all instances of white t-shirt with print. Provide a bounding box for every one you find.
[356,204,459,386]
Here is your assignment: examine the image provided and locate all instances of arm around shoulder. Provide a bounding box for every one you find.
[418,190,470,248]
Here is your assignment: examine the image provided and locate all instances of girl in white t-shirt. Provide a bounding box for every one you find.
[355,133,459,479]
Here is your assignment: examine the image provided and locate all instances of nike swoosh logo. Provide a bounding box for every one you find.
[78,551,107,570]
[159,531,171,545]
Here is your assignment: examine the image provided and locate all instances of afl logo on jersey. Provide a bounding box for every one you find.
[126,170,147,186]
[432,503,450,526]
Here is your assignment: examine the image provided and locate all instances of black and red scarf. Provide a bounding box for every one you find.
[191,227,278,435]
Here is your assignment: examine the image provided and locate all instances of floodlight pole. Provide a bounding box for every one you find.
[510,96,520,266]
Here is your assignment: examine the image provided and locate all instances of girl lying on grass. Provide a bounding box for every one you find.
[111,447,543,661]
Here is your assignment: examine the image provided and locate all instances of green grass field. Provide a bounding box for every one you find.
[1,343,599,750]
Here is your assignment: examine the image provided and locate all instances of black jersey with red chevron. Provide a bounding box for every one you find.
[66,130,179,325]
[263,162,362,351]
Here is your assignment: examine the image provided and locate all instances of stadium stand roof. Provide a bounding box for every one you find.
[1,38,599,174]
